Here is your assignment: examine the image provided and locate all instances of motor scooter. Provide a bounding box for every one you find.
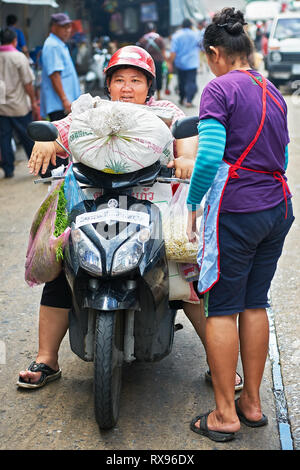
[27,116,199,431]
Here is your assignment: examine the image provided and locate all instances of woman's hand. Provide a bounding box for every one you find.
[167,156,195,179]
[28,141,57,176]
[187,210,198,243]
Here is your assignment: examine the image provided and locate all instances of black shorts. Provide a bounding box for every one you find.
[41,270,72,309]
[204,199,294,317]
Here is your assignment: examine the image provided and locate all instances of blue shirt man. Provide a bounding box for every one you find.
[169,19,200,106]
[170,22,200,71]
[40,13,81,119]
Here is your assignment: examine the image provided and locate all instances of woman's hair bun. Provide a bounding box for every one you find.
[214,7,246,36]
[226,21,244,35]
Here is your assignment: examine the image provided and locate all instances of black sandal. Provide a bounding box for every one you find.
[17,361,61,389]
[190,411,235,442]
[235,399,268,427]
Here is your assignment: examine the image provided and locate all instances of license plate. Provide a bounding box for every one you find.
[292,64,300,74]
[75,208,150,228]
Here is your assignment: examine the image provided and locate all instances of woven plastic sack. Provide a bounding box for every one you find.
[162,183,203,264]
[68,96,174,173]
[25,178,70,287]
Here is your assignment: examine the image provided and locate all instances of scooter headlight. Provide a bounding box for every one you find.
[111,227,151,275]
[71,228,102,276]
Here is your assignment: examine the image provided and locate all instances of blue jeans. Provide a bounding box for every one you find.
[0,112,34,176]
[177,68,198,104]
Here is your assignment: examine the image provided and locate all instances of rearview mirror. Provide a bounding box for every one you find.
[27,121,58,142]
[172,116,199,139]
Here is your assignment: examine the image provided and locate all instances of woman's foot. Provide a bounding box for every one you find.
[192,409,240,435]
[18,357,60,387]
[235,397,267,424]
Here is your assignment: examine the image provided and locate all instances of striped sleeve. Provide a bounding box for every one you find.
[187,118,226,211]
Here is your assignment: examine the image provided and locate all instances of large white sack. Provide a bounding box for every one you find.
[68,95,174,174]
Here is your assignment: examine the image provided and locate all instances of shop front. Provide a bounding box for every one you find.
[85,0,169,44]
[86,0,206,44]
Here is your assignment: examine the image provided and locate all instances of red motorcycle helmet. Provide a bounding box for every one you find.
[104,45,156,79]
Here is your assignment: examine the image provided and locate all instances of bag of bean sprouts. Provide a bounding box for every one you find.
[162,183,203,264]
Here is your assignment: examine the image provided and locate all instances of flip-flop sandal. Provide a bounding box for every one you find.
[235,399,268,427]
[190,411,235,442]
[205,370,244,392]
[17,361,62,389]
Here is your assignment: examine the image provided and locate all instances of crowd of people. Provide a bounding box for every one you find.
[0,7,294,444]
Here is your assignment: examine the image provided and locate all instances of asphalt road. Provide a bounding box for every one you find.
[0,69,299,452]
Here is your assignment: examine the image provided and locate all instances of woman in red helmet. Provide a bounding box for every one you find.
[18,45,202,388]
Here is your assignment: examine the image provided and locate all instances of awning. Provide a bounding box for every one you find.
[245,1,280,21]
[0,0,59,7]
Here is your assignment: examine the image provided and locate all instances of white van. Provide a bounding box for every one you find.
[267,12,300,87]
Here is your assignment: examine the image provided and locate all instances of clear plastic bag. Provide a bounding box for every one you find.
[25,177,70,287]
[162,183,202,264]
[63,164,88,213]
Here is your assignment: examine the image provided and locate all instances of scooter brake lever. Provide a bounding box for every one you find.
[156,177,190,184]
[33,175,66,184]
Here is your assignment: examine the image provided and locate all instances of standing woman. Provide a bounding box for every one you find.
[187,8,294,442]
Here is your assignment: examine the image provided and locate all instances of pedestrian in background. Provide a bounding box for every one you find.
[40,13,81,176]
[6,14,29,58]
[137,22,166,100]
[168,18,200,107]
[0,28,38,178]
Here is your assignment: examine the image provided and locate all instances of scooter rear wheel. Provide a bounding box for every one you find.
[94,310,124,430]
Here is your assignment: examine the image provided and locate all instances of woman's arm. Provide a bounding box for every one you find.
[168,135,198,179]
[187,118,226,210]
[285,145,288,171]
[28,138,65,176]
[27,115,72,176]
[186,118,226,241]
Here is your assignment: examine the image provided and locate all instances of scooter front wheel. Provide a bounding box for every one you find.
[94,310,124,430]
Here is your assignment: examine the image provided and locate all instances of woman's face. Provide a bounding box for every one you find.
[108,67,150,105]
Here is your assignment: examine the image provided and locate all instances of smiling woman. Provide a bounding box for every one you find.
[108,68,150,104]
[104,45,156,104]
[20,45,211,399]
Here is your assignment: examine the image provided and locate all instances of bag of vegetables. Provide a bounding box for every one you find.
[25,177,70,287]
[162,183,203,264]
